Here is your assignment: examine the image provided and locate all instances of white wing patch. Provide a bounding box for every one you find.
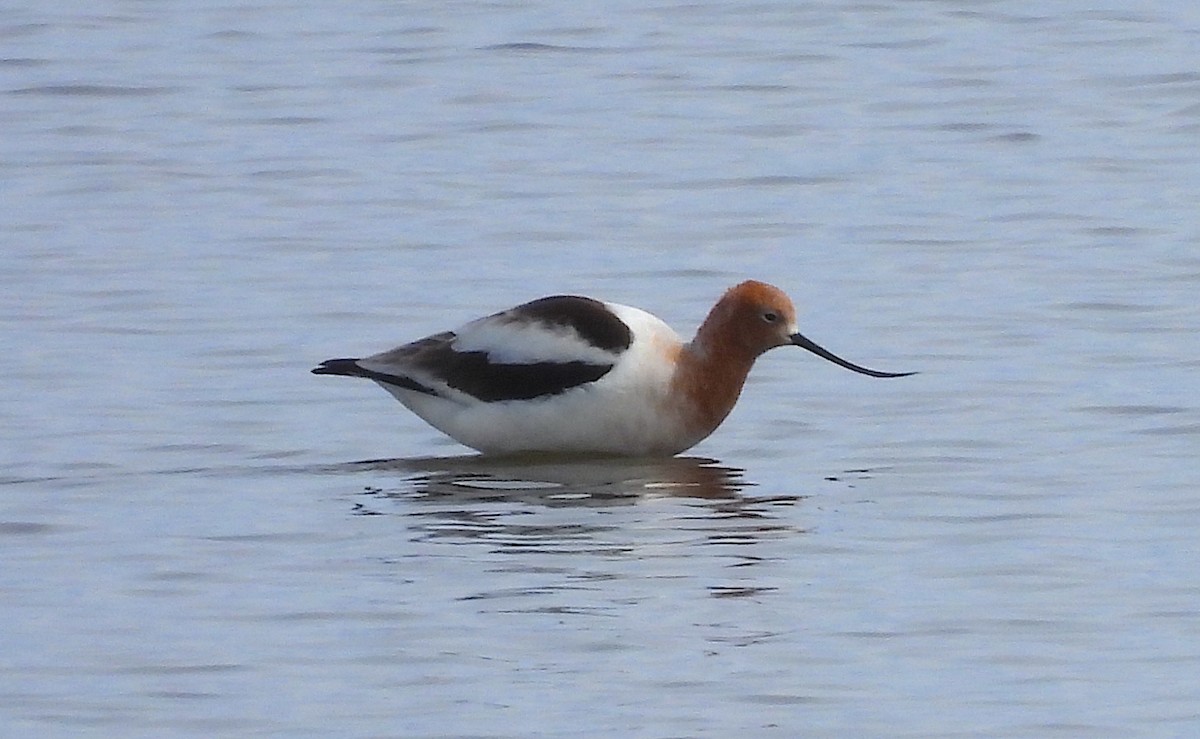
[451,311,624,365]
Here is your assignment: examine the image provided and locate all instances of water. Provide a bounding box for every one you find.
[3,1,1200,736]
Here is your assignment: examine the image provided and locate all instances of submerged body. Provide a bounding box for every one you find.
[312,280,914,456]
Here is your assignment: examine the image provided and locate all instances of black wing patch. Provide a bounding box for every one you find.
[313,296,630,403]
[500,295,633,353]
[314,337,616,403]
[413,340,612,402]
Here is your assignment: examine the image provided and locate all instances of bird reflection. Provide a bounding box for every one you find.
[321,454,809,553]
[343,454,746,504]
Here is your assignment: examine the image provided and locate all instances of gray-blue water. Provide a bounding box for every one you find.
[3,2,1199,736]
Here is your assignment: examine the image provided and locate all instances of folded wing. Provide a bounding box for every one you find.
[313,296,635,403]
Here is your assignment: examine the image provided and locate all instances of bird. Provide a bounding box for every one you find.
[312,280,915,456]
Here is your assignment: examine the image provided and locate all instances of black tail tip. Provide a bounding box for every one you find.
[311,358,363,377]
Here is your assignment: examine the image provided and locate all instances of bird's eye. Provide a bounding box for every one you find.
[762,311,779,323]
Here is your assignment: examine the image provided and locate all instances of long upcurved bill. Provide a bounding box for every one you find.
[789,331,916,378]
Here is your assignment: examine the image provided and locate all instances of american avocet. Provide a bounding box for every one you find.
[312,280,914,456]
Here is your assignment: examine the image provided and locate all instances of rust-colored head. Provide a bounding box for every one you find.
[695,280,800,358]
[674,279,915,448]
[696,279,918,377]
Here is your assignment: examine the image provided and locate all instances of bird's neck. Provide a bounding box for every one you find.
[671,332,758,440]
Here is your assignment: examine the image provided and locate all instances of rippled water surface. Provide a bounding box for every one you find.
[3,2,1200,736]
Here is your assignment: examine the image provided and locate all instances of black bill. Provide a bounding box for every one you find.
[789,331,916,378]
